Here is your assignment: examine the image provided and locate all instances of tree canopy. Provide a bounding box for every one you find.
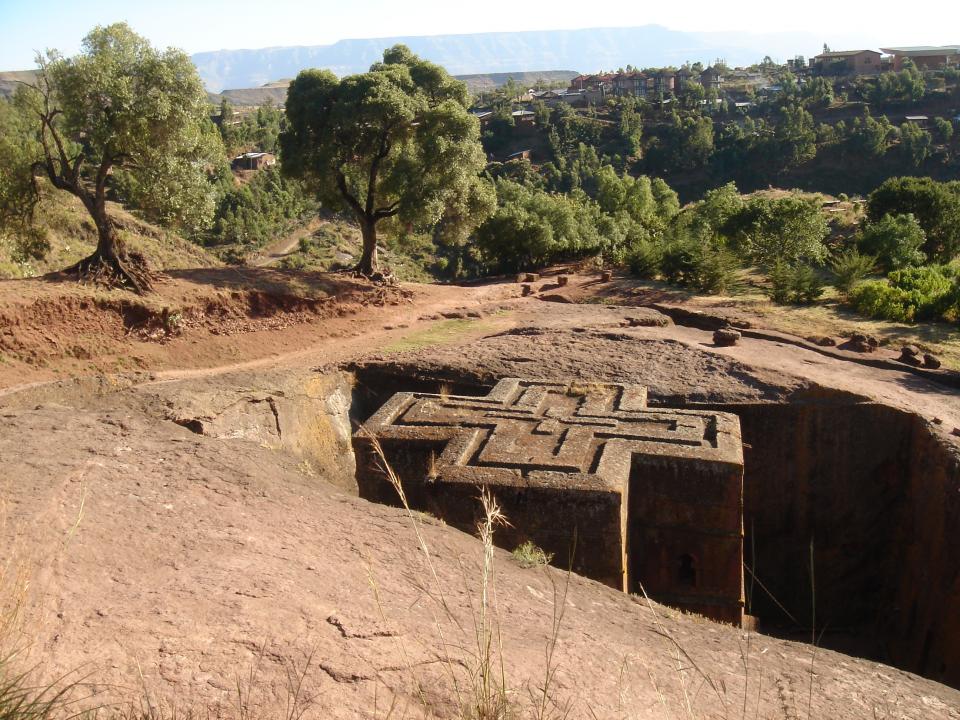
[867,177,960,262]
[280,45,492,275]
[0,23,222,291]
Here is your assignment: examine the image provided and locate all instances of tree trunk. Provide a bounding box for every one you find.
[355,217,379,276]
[67,193,152,293]
[91,196,123,262]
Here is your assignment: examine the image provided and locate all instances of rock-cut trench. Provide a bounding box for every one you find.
[330,366,960,691]
[208,366,959,690]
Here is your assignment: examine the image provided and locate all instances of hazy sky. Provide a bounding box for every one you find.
[2,0,959,70]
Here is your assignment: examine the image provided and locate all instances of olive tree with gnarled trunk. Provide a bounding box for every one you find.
[6,23,221,293]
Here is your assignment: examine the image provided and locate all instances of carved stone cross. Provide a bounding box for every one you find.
[355,378,745,625]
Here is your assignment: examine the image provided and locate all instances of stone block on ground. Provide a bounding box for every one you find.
[713,327,741,347]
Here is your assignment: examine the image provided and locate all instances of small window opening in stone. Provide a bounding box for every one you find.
[678,554,697,587]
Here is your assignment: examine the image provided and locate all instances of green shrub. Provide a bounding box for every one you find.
[725,195,829,265]
[6,226,50,263]
[693,247,741,295]
[791,264,826,303]
[767,261,825,305]
[888,265,956,320]
[830,249,876,296]
[851,281,917,322]
[626,241,663,278]
[767,261,794,304]
[850,265,957,321]
[512,541,553,568]
[660,242,740,294]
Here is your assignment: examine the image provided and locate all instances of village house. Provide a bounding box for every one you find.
[810,50,883,76]
[506,149,532,161]
[699,65,724,90]
[675,67,694,88]
[231,152,276,171]
[470,110,493,128]
[612,71,648,97]
[647,70,675,96]
[511,109,536,125]
[881,46,960,71]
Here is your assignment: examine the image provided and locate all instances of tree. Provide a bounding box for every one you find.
[775,102,817,168]
[899,122,932,167]
[934,117,954,144]
[280,45,490,275]
[847,110,893,158]
[727,195,829,266]
[867,177,960,261]
[858,213,927,271]
[868,60,925,105]
[4,23,221,292]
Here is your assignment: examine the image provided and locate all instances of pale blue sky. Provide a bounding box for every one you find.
[2,0,959,70]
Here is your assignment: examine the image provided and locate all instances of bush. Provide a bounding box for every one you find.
[767,261,825,305]
[767,261,794,304]
[5,226,50,263]
[661,241,740,294]
[851,281,917,322]
[850,265,957,322]
[512,541,553,568]
[867,177,960,262]
[725,195,829,265]
[830,248,876,296]
[626,241,663,278]
[858,213,927,271]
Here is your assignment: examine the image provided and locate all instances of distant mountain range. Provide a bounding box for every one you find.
[208,71,580,106]
[192,25,836,93]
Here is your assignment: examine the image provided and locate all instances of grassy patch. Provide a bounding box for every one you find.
[382,318,491,353]
[512,541,553,569]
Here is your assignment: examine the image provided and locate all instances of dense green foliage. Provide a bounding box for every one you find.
[209,167,314,250]
[867,177,960,262]
[851,265,959,322]
[857,213,927,271]
[219,99,284,155]
[767,260,825,304]
[474,164,679,273]
[829,248,876,296]
[725,195,829,265]
[280,45,493,273]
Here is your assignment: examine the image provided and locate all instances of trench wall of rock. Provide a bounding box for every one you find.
[684,401,959,688]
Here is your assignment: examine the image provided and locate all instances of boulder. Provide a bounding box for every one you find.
[848,333,879,353]
[923,353,942,370]
[899,345,923,366]
[713,327,741,347]
[806,335,837,347]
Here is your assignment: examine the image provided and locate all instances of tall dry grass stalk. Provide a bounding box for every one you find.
[357,427,572,720]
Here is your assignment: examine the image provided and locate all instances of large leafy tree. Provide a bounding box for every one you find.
[726,195,829,266]
[4,23,221,292]
[867,177,960,262]
[280,45,491,275]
